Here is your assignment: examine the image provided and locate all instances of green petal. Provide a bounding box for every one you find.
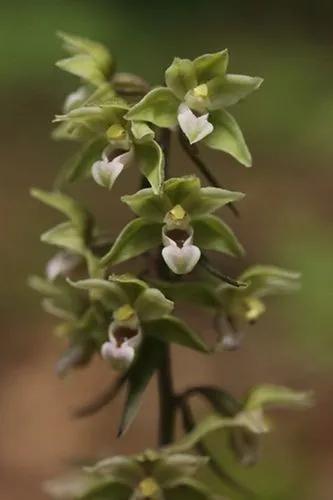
[134,288,174,321]
[135,140,164,194]
[142,316,209,353]
[192,214,244,257]
[100,218,162,267]
[193,49,229,82]
[165,57,197,100]
[207,74,263,109]
[126,87,179,128]
[122,189,168,222]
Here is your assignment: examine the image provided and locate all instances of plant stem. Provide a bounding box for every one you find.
[178,129,239,217]
[157,345,176,446]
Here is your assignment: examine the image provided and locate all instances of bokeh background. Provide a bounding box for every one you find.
[1,1,333,498]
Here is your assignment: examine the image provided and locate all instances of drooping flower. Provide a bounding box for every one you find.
[92,145,133,190]
[101,304,142,371]
[162,205,201,275]
[118,176,245,276]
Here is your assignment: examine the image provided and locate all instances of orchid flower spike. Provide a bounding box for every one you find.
[101,304,142,371]
[162,204,201,275]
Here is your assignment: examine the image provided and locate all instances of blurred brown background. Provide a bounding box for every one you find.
[1,1,333,498]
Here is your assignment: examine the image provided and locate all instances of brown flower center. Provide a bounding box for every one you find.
[166,228,190,248]
[113,326,138,347]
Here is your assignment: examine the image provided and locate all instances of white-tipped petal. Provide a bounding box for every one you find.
[92,150,131,189]
[162,243,201,275]
[177,103,213,144]
[101,341,135,371]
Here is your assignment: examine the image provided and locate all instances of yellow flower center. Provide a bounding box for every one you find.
[107,124,126,140]
[170,204,186,221]
[193,83,208,98]
[114,304,135,322]
[244,297,266,322]
[138,477,160,497]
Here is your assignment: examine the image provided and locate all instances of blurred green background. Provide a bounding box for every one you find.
[1,1,333,499]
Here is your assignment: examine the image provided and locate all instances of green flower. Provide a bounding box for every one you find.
[45,450,217,500]
[101,176,244,274]
[126,51,263,166]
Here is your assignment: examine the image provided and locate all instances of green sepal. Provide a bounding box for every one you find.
[118,336,165,436]
[207,74,263,110]
[67,278,128,309]
[134,140,164,194]
[188,186,244,217]
[192,214,244,257]
[109,274,149,304]
[244,385,314,412]
[121,189,169,222]
[239,265,301,298]
[204,109,252,167]
[142,316,209,353]
[165,57,197,100]
[100,218,162,267]
[163,175,201,208]
[193,49,229,82]
[131,121,155,143]
[126,87,179,128]
[150,280,221,309]
[134,288,174,321]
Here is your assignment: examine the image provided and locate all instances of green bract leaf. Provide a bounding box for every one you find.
[101,219,162,267]
[67,278,128,309]
[57,31,112,74]
[31,189,92,234]
[244,385,314,411]
[142,316,208,353]
[135,140,164,194]
[55,138,107,188]
[239,265,301,298]
[134,288,174,321]
[150,280,221,309]
[192,215,244,257]
[41,222,86,255]
[122,189,169,222]
[118,337,165,436]
[188,187,244,217]
[126,87,179,128]
[109,274,149,304]
[131,121,155,143]
[207,74,263,109]
[204,110,252,167]
[165,58,197,100]
[56,55,106,86]
[193,50,229,82]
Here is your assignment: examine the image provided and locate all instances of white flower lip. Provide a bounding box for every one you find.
[177,103,213,144]
[92,149,132,189]
[46,251,80,281]
[162,226,201,275]
[101,321,142,371]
